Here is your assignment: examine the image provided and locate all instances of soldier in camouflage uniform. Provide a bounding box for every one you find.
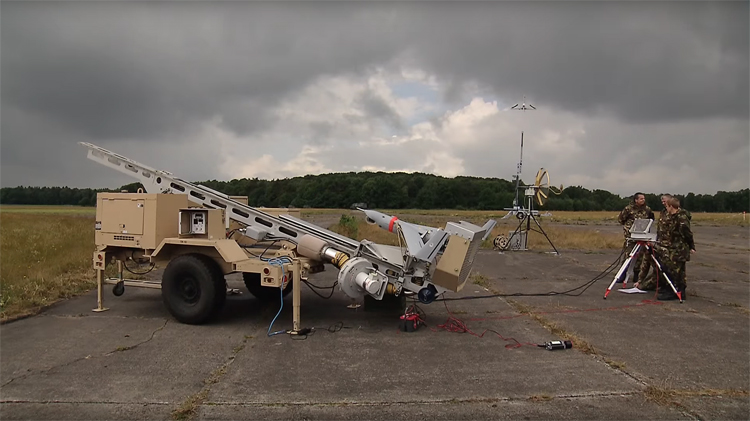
[655,197,696,300]
[637,195,694,291]
[617,192,654,283]
[635,195,672,291]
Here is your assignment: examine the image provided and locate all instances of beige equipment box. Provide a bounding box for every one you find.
[96,193,189,250]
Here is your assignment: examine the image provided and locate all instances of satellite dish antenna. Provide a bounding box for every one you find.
[533,168,564,207]
[494,167,564,255]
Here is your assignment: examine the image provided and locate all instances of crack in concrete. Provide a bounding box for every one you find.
[0,399,171,405]
[170,334,252,420]
[0,391,643,407]
[0,319,168,388]
[104,319,169,356]
[202,391,643,407]
[40,314,169,320]
[499,297,709,421]
[1,354,92,388]
[4,388,744,411]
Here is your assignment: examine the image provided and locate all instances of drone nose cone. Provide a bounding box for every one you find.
[363,209,388,220]
[363,209,399,232]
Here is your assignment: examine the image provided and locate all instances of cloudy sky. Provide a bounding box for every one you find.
[2,1,748,196]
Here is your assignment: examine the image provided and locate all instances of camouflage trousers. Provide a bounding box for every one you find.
[638,245,686,290]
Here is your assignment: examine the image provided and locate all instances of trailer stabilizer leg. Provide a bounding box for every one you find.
[92,268,110,313]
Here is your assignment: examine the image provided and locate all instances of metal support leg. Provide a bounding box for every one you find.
[525,212,532,250]
[292,260,301,333]
[92,268,109,312]
[530,214,560,255]
[622,270,631,288]
[604,243,640,299]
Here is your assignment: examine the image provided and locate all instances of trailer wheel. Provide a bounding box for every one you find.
[243,272,292,303]
[162,254,225,324]
[199,254,227,313]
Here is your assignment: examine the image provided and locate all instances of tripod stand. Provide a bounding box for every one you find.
[501,194,560,255]
[603,240,683,303]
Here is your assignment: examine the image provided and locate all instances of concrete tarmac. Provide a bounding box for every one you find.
[2,225,748,420]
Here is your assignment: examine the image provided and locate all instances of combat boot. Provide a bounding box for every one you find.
[657,289,677,301]
[678,286,687,301]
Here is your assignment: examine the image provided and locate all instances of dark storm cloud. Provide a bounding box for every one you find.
[402,1,749,122]
[4,2,745,139]
[1,1,747,189]
[356,90,406,131]
[1,2,404,140]
[308,121,336,145]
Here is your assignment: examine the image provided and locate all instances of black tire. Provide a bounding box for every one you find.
[112,281,125,297]
[200,255,227,314]
[243,272,292,303]
[161,254,225,324]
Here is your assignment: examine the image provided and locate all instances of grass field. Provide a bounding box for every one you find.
[3,205,745,226]
[0,204,96,215]
[0,204,745,321]
[0,210,97,321]
[323,208,748,227]
[327,215,624,251]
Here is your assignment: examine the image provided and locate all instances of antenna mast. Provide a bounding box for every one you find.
[510,96,535,209]
[495,96,562,254]
[513,132,524,207]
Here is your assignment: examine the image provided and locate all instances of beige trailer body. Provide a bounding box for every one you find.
[92,192,315,327]
[95,192,312,276]
[96,192,189,250]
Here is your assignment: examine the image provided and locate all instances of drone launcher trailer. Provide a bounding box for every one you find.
[81,142,494,328]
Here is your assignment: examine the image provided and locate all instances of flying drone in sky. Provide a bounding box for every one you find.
[510,96,536,111]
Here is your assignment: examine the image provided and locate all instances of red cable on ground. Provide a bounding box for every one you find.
[419,301,538,349]
[411,298,664,349]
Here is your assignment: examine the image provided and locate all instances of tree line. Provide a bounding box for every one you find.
[1,172,748,213]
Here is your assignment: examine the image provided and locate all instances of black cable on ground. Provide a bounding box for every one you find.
[437,248,626,301]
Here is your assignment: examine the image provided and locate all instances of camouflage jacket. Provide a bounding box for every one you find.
[655,209,669,245]
[661,210,695,261]
[618,202,654,237]
[656,208,692,246]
